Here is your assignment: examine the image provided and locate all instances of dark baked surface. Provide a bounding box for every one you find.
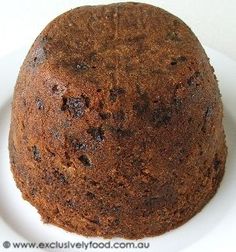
[9,2,227,239]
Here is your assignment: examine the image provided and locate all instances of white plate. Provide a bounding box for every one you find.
[0,47,236,252]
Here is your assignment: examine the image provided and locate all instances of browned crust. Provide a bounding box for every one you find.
[9,2,227,239]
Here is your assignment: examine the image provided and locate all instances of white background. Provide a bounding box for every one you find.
[0,1,235,252]
[0,0,236,60]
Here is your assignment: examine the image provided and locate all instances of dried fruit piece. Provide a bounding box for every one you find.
[76,63,89,72]
[79,155,92,167]
[62,96,89,118]
[36,98,44,110]
[32,146,41,162]
[71,139,87,151]
[87,127,105,142]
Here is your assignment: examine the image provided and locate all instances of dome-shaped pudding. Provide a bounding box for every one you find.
[9,2,227,239]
